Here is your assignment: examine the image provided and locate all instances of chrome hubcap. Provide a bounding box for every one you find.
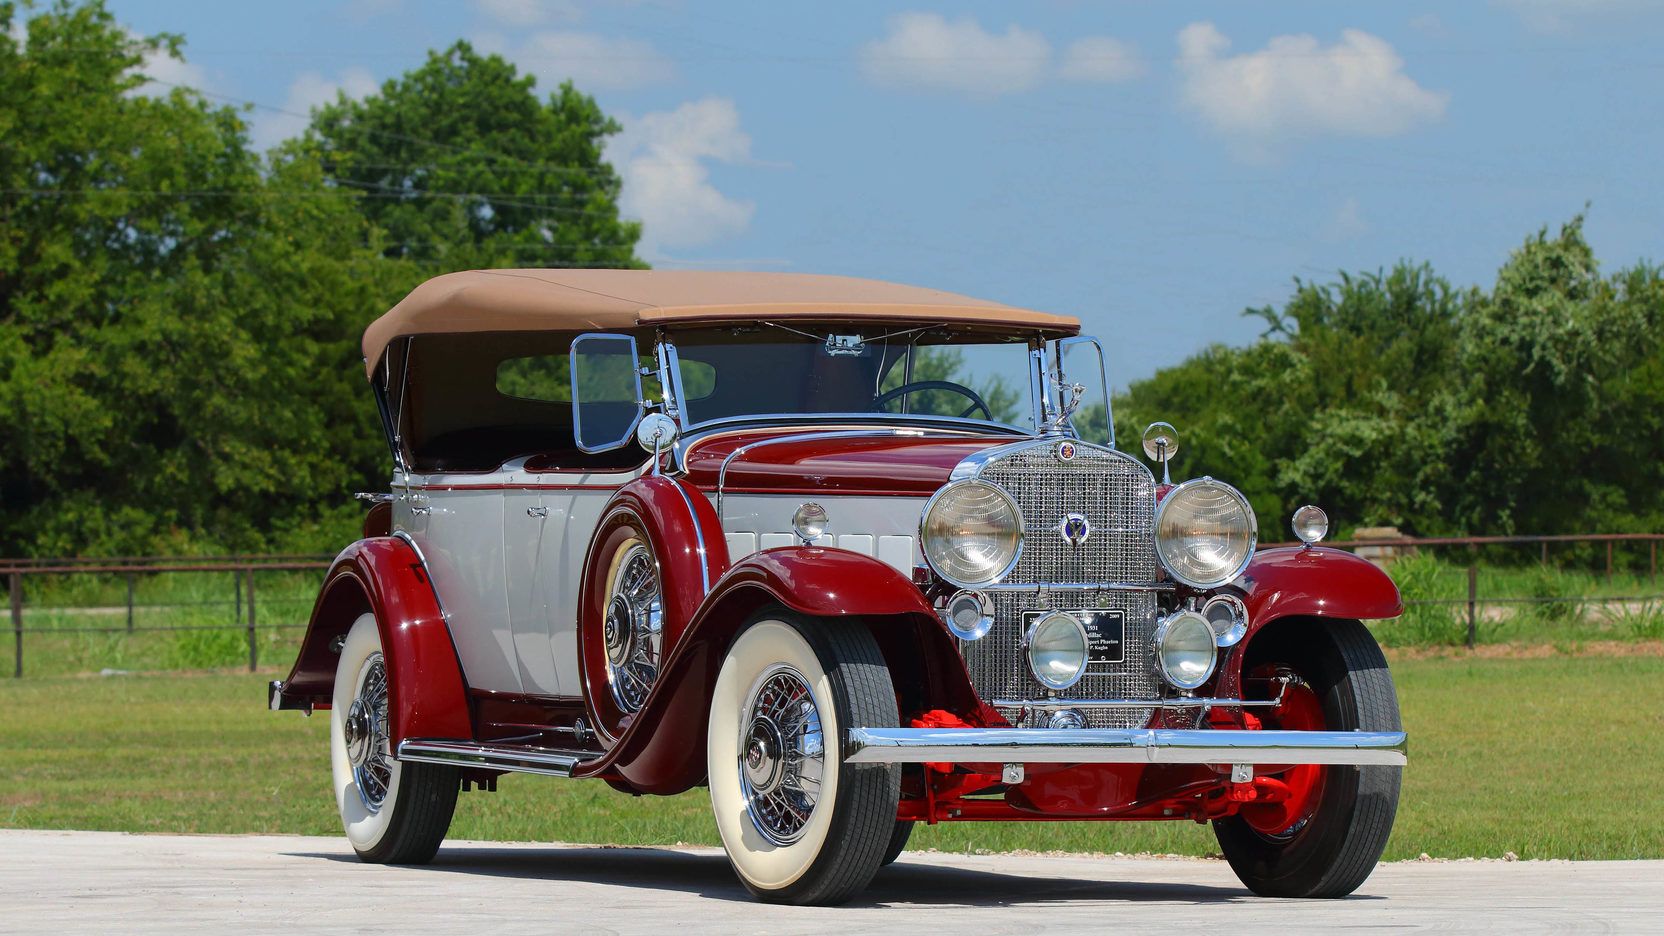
[738,665,823,845]
[605,543,662,714]
[347,654,392,812]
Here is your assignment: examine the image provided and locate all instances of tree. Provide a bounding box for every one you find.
[305,41,643,272]
[0,1,390,555]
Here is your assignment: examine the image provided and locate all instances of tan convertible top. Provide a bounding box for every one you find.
[361,269,1078,377]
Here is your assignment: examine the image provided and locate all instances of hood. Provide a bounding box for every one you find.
[680,428,1013,497]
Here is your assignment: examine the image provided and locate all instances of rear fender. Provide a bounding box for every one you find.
[274,536,472,745]
[577,546,977,793]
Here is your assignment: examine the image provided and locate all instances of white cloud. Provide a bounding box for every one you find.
[1408,13,1449,39]
[473,0,581,27]
[129,37,209,98]
[480,29,673,90]
[1058,35,1145,83]
[251,68,379,150]
[608,98,756,255]
[1493,0,1652,33]
[1175,22,1448,154]
[860,13,1051,96]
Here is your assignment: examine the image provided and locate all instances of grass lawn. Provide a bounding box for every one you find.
[3,652,1660,860]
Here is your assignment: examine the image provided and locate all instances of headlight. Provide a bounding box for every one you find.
[1025,611,1089,691]
[1155,478,1257,588]
[921,480,1023,587]
[1154,611,1217,690]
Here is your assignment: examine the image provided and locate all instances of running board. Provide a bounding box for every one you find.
[396,739,592,778]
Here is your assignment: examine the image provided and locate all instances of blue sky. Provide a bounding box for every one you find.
[107,0,1664,386]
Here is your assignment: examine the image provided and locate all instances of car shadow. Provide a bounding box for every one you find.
[288,845,1282,907]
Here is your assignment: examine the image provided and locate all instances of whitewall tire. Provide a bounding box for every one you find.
[707,610,900,905]
[330,613,459,864]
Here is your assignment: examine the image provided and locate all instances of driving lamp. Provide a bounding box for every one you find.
[1154,611,1217,690]
[1201,594,1248,648]
[792,502,829,544]
[1154,478,1258,588]
[1025,611,1089,691]
[943,590,995,641]
[921,480,1023,587]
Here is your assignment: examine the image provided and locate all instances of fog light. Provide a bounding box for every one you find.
[943,590,995,641]
[1154,611,1217,690]
[1025,611,1089,691]
[1048,709,1087,730]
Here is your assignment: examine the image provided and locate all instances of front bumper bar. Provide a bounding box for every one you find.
[844,727,1407,766]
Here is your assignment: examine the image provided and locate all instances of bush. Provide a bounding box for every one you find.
[1378,553,1467,646]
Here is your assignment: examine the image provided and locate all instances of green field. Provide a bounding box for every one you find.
[3,652,1660,860]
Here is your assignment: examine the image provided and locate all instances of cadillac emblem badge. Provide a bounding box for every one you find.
[1060,512,1091,547]
[1057,441,1076,461]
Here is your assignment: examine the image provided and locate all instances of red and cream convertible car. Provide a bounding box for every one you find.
[271,270,1406,905]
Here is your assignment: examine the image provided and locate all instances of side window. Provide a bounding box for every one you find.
[497,355,571,402]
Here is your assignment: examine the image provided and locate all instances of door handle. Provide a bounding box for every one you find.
[527,506,548,518]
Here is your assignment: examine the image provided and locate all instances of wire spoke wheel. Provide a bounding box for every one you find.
[739,665,825,846]
[603,542,662,714]
[344,653,394,812]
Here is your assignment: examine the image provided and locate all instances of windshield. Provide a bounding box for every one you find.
[667,326,1037,431]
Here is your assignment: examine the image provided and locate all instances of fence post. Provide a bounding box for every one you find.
[246,567,258,673]
[1652,540,1657,583]
[234,571,242,624]
[10,572,22,678]
[126,572,136,632]
[1606,540,1614,583]
[1541,541,1548,566]
[1466,565,1477,649]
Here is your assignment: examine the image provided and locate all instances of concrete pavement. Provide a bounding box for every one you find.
[1,829,1658,934]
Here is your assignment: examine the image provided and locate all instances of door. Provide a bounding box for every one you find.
[408,471,522,694]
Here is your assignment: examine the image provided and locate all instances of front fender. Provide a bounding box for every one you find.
[274,536,471,745]
[1240,546,1404,626]
[577,546,978,793]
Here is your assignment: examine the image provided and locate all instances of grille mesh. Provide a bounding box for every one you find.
[963,441,1160,729]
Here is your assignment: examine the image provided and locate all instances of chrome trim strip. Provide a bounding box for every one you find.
[396,739,588,778]
[668,478,713,595]
[843,727,1407,766]
[979,581,1173,593]
[992,696,1281,710]
[717,429,925,523]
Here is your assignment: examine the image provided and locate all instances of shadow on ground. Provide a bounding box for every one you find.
[291,844,1283,908]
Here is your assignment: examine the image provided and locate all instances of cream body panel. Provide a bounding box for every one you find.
[717,494,926,574]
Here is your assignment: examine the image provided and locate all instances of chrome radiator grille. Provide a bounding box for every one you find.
[963,442,1160,729]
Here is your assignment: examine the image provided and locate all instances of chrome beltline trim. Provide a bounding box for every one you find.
[397,739,588,778]
[843,727,1408,766]
[716,428,934,523]
[667,478,712,595]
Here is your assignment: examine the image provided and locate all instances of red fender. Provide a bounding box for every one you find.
[575,546,976,794]
[1240,546,1404,626]
[274,536,471,745]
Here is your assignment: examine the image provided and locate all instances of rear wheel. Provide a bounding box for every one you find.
[707,610,901,905]
[1213,618,1402,898]
[330,614,459,864]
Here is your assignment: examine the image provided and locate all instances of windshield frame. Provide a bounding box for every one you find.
[654,327,1050,436]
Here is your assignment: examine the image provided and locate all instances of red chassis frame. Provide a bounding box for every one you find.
[274,476,1402,821]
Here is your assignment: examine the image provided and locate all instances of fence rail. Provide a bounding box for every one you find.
[4,533,1661,676]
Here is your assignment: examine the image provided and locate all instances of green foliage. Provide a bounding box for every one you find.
[1115,216,1664,540]
[1,3,641,558]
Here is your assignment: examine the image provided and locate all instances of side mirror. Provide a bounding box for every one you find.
[571,333,645,453]
[635,412,679,454]
[1141,421,1179,484]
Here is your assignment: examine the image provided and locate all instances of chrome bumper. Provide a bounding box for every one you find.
[844,727,1407,766]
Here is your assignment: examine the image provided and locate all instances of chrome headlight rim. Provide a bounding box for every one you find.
[1153,477,1259,590]
[1153,610,1219,690]
[1024,611,1090,692]
[919,478,1025,589]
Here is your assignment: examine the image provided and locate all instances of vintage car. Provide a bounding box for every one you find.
[271,270,1407,905]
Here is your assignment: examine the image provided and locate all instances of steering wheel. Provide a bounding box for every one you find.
[868,380,991,420]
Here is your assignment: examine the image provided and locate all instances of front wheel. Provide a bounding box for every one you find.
[1213,618,1403,898]
[707,610,901,905]
[330,613,459,864]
